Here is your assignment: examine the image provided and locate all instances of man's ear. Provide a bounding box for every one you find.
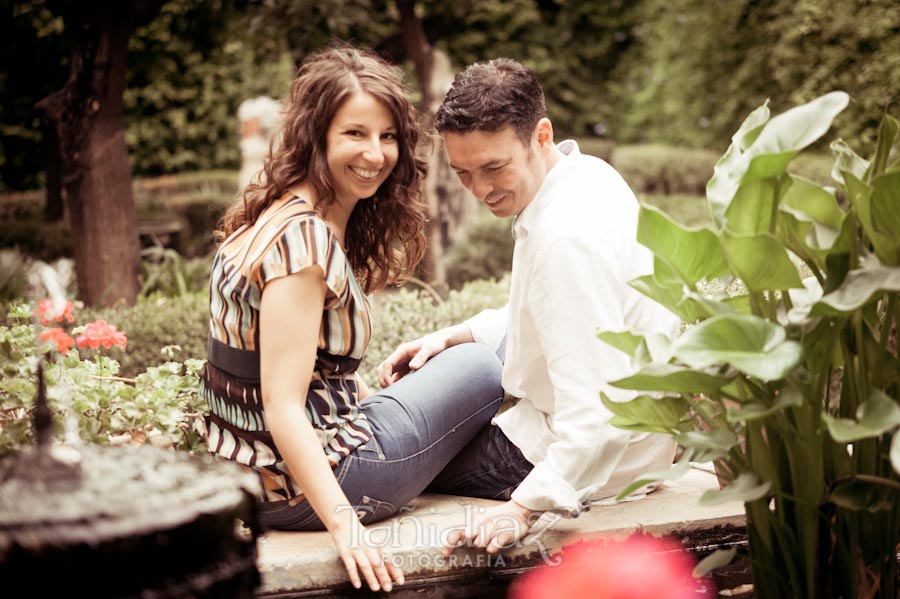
[534,118,554,151]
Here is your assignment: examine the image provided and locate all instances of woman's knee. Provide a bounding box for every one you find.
[437,342,503,386]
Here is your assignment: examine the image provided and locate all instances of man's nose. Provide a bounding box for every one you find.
[471,175,492,201]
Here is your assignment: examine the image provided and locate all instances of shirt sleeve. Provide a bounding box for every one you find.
[258,217,349,309]
[510,236,637,515]
[465,305,509,353]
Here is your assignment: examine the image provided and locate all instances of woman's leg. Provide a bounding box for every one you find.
[261,342,504,531]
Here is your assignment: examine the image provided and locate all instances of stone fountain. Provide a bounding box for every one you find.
[0,359,262,597]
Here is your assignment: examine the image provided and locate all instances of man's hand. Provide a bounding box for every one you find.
[442,500,535,556]
[377,324,474,388]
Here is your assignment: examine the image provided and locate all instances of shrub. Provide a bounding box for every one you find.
[360,276,511,388]
[610,144,720,196]
[0,301,206,455]
[79,292,209,378]
[444,206,514,290]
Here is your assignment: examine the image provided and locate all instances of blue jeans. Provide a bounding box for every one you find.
[257,342,504,531]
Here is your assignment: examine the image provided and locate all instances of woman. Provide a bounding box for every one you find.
[200,45,504,592]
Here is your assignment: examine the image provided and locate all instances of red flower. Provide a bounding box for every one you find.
[509,532,714,599]
[34,299,75,326]
[75,320,128,350]
[39,327,75,355]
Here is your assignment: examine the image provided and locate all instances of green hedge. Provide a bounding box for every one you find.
[73,276,511,384]
[610,144,720,196]
[78,292,210,378]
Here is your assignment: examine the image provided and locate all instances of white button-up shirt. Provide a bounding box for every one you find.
[466,140,680,516]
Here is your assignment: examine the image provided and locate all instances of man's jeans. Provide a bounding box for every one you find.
[258,342,505,531]
[427,334,534,501]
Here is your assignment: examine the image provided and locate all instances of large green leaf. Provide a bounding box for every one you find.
[677,429,739,461]
[830,139,870,185]
[707,93,848,229]
[870,114,899,179]
[673,313,803,381]
[869,171,900,265]
[726,385,804,422]
[723,177,779,235]
[597,330,645,358]
[600,391,690,431]
[637,206,731,286]
[822,390,900,443]
[811,261,900,316]
[629,274,707,323]
[831,479,896,513]
[611,363,734,394]
[721,231,803,292]
[699,472,771,506]
[781,176,845,230]
[707,103,772,227]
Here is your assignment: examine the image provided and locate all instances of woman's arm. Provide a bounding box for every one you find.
[260,267,402,592]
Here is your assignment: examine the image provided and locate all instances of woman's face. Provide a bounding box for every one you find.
[326,91,399,207]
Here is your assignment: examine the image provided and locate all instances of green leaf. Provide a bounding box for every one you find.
[721,231,803,292]
[611,363,734,395]
[597,330,645,358]
[673,314,803,381]
[616,456,693,500]
[726,385,804,422]
[693,547,738,578]
[822,390,900,443]
[870,114,899,179]
[831,479,896,513]
[676,429,739,461]
[723,178,779,235]
[629,275,707,323]
[781,176,845,230]
[707,102,771,227]
[637,206,731,286]
[600,391,690,431]
[812,262,900,316]
[869,171,900,265]
[830,139,869,186]
[707,93,848,229]
[700,472,770,506]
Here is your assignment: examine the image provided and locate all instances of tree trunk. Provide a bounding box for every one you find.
[41,117,64,222]
[36,4,161,306]
[395,0,471,290]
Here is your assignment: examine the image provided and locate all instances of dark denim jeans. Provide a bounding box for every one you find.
[426,417,534,501]
[257,342,505,531]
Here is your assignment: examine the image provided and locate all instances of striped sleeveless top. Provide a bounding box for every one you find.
[200,195,372,502]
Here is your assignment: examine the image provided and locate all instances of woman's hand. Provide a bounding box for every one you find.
[329,511,404,592]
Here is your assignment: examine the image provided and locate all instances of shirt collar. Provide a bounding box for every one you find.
[512,139,580,240]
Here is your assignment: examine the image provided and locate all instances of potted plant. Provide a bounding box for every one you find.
[600,91,900,598]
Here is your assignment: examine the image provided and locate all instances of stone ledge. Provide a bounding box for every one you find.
[256,467,746,597]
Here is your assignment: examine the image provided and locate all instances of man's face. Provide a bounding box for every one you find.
[443,125,549,218]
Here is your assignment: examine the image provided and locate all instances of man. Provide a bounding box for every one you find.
[376,58,680,554]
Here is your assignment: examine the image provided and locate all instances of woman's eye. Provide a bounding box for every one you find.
[382,132,398,141]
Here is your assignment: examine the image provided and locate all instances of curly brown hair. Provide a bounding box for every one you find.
[218,44,428,293]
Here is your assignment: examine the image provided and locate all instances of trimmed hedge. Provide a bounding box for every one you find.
[610,144,720,196]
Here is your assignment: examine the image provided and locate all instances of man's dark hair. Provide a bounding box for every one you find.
[435,58,547,144]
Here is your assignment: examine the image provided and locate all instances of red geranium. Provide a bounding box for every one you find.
[39,327,76,355]
[75,320,128,350]
[34,299,75,326]
[509,532,714,599]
